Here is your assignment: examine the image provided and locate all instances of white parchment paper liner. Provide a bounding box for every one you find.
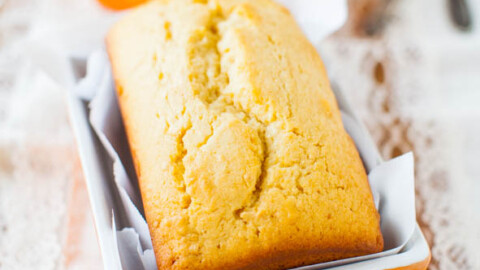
[75,49,417,270]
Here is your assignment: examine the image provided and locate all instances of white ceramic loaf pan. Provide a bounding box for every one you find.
[66,55,430,270]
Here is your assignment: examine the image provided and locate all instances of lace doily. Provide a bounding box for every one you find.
[0,0,102,269]
[319,0,480,268]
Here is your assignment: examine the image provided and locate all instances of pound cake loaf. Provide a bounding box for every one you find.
[107,0,383,269]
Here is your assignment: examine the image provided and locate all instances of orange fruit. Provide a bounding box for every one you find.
[97,0,149,10]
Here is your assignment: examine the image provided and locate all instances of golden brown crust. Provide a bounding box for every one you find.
[107,0,383,269]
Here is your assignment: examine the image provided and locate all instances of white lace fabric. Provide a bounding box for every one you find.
[320,1,480,269]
